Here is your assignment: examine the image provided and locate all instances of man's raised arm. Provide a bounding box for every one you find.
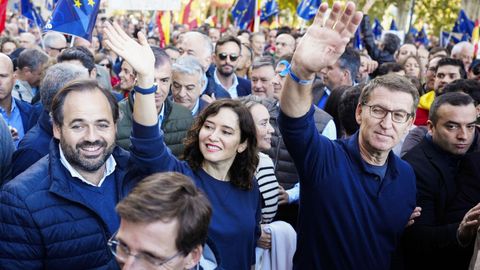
[280,1,362,118]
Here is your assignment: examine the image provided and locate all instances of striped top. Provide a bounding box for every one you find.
[256,152,279,224]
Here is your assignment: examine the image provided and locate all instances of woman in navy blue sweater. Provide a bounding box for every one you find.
[104,22,261,270]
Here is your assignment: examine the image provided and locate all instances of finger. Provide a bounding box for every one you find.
[104,23,125,49]
[104,40,124,56]
[112,21,131,42]
[341,11,363,39]
[312,2,329,27]
[334,2,355,33]
[137,31,149,46]
[325,2,343,29]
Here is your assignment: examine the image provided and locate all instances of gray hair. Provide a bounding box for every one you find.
[172,56,204,83]
[184,31,213,56]
[43,32,66,48]
[40,63,89,111]
[359,74,420,114]
[451,41,474,56]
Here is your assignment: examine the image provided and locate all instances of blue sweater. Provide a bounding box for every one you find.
[278,106,416,270]
[130,121,261,270]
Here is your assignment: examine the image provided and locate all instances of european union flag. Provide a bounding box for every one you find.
[372,18,383,40]
[44,0,100,41]
[297,0,321,21]
[390,19,397,31]
[231,0,254,30]
[21,0,45,27]
[452,10,474,37]
[415,27,429,46]
[260,0,279,22]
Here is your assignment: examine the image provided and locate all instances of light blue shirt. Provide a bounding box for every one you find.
[213,68,239,98]
[158,102,165,129]
[191,99,200,116]
[0,98,25,148]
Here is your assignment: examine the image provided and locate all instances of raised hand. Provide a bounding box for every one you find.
[292,2,363,79]
[103,21,154,87]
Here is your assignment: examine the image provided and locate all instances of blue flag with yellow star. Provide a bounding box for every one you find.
[231,0,255,30]
[296,0,321,21]
[260,0,279,22]
[44,0,100,41]
[21,0,45,27]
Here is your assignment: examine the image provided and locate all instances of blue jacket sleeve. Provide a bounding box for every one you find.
[0,188,44,269]
[11,149,45,179]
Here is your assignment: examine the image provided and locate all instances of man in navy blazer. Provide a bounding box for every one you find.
[212,35,251,98]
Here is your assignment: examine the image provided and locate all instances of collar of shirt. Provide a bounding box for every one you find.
[191,98,200,116]
[158,102,165,127]
[58,145,117,187]
[201,73,208,94]
[1,97,17,115]
[213,68,239,98]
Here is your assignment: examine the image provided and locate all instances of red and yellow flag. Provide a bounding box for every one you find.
[473,19,479,59]
[157,11,171,47]
[0,0,7,34]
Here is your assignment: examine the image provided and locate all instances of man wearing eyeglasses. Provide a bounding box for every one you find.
[402,92,480,270]
[213,35,251,98]
[109,172,215,270]
[43,31,67,58]
[278,2,421,269]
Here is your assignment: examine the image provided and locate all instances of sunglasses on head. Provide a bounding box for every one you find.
[218,52,239,61]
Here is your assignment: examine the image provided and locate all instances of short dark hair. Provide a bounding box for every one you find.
[215,35,242,54]
[429,92,474,124]
[382,33,401,54]
[116,172,212,255]
[338,47,360,82]
[442,79,480,105]
[435,58,466,79]
[51,79,119,126]
[338,84,363,136]
[17,48,49,70]
[182,99,259,190]
[375,62,404,77]
[150,46,171,68]
[57,46,95,72]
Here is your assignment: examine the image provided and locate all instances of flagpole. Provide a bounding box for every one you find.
[253,0,260,32]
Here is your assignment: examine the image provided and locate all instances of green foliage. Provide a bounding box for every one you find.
[414,0,461,35]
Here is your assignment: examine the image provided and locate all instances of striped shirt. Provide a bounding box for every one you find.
[256,152,279,223]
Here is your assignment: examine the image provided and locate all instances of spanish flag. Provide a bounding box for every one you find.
[473,19,479,59]
[0,0,7,34]
[157,11,171,47]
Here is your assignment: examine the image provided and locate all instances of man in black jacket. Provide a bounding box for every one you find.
[360,15,400,65]
[403,92,480,270]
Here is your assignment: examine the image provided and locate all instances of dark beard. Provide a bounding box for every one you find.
[218,65,235,77]
[60,139,115,172]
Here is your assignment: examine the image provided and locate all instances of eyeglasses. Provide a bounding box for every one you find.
[217,52,239,61]
[99,63,112,69]
[363,104,413,123]
[108,233,182,269]
[48,46,66,52]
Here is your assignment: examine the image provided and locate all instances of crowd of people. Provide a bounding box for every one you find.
[1,1,480,269]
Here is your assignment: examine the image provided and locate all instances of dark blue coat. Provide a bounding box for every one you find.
[15,98,40,133]
[0,141,132,270]
[11,110,52,178]
[236,77,252,97]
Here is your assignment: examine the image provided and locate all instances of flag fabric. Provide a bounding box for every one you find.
[296,0,321,21]
[44,0,100,41]
[260,0,279,22]
[353,27,362,50]
[180,0,193,25]
[231,0,255,30]
[389,19,397,31]
[157,11,170,47]
[0,0,7,34]
[415,27,429,46]
[21,0,45,27]
[473,19,479,58]
[409,27,418,36]
[372,18,383,40]
[453,9,474,37]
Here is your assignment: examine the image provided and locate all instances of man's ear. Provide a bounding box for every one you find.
[90,67,97,78]
[427,120,434,135]
[184,245,203,269]
[355,103,363,125]
[53,121,61,140]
